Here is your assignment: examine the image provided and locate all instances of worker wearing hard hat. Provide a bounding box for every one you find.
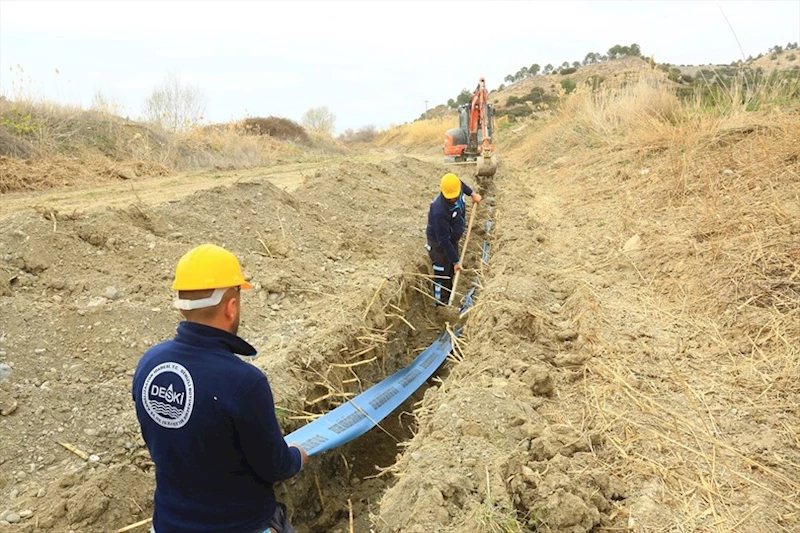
[132,244,307,533]
[425,173,481,306]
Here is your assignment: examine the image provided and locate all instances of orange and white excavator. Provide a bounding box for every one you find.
[442,77,498,177]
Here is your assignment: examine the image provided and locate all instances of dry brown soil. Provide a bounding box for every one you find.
[1,133,798,533]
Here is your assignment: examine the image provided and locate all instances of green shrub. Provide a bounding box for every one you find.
[560,78,577,94]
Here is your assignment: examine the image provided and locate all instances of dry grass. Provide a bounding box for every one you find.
[508,71,799,530]
[374,115,456,152]
[0,98,313,192]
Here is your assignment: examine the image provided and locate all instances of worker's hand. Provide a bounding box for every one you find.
[453,262,462,273]
[471,192,482,204]
[289,442,308,469]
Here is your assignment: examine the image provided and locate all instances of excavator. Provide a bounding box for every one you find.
[442,77,498,177]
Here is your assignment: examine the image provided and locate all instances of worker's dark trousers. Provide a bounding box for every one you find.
[426,238,457,306]
[261,502,295,533]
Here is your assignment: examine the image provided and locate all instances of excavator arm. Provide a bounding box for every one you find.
[469,78,497,177]
[442,76,497,177]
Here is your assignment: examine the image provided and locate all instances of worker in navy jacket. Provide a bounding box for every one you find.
[425,173,482,305]
[133,244,307,533]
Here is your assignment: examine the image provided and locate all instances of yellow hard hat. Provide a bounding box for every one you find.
[172,243,253,291]
[440,173,461,199]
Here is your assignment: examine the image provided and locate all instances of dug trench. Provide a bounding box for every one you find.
[276,269,449,533]
[281,176,497,533]
[0,154,486,532]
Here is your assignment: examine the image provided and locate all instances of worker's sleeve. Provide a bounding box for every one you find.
[460,181,474,197]
[433,211,461,265]
[235,375,303,483]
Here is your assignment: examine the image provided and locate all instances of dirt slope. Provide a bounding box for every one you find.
[375,85,799,531]
[0,154,458,532]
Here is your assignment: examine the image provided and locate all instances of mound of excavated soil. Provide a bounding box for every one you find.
[375,118,799,531]
[0,155,459,532]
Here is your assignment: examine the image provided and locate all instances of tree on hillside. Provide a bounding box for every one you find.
[517,66,529,80]
[143,72,207,132]
[607,43,642,59]
[572,61,581,69]
[607,45,625,59]
[561,61,570,69]
[504,74,514,84]
[447,89,472,109]
[583,52,600,65]
[543,64,554,75]
[529,64,541,76]
[302,106,336,136]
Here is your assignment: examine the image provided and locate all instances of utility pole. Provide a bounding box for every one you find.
[424,100,429,118]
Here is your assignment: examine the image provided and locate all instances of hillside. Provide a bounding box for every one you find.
[0,100,344,194]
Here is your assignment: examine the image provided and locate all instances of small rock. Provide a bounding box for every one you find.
[167,232,184,241]
[521,465,536,482]
[0,364,11,383]
[0,520,8,526]
[36,488,46,498]
[117,168,137,180]
[270,304,281,311]
[103,287,120,300]
[84,428,99,437]
[19,510,33,519]
[410,452,422,461]
[34,348,46,354]
[623,234,642,252]
[87,296,108,308]
[548,303,561,314]
[88,455,100,463]
[10,488,19,499]
[1,400,18,416]
[5,512,20,524]
[722,169,735,176]
[556,330,578,342]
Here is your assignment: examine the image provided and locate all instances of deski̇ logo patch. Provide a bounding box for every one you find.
[142,362,195,428]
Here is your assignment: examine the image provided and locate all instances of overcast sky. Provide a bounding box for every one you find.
[1,1,798,134]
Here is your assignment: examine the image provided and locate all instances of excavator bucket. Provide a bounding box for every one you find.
[476,153,497,177]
